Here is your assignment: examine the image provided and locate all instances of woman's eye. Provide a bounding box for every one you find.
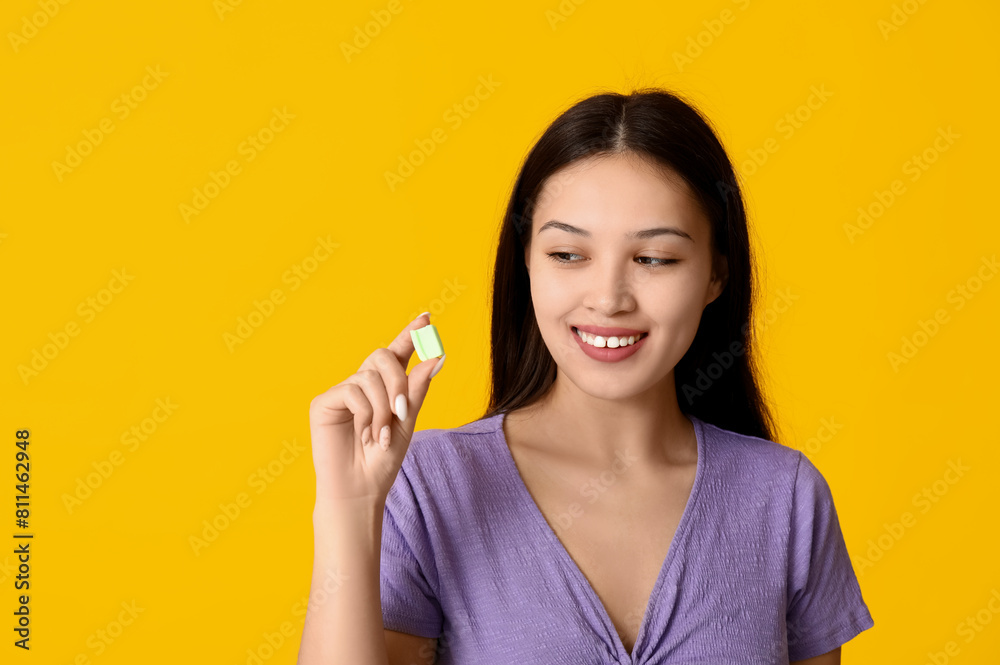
[545,252,678,267]
[546,252,583,263]
[637,257,679,267]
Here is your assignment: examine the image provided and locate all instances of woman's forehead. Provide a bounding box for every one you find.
[531,156,704,236]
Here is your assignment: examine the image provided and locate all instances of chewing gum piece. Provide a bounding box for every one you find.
[410,324,444,361]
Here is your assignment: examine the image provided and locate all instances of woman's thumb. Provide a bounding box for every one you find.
[404,353,446,430]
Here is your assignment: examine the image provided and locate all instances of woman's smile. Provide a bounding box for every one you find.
[570,324,649,362]
[571,325,648,348]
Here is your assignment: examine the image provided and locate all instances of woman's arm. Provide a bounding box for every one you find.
[297,499,390,665]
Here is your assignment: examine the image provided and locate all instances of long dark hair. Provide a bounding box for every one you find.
[481,87,779,444]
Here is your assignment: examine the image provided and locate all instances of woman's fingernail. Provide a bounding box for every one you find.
[362,425,372,446]
[419,311,430,319]
[379,425,391,450]
[395,394,408,421]
[429,353,447,379]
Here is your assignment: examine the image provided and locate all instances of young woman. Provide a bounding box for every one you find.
[298,88,874,665]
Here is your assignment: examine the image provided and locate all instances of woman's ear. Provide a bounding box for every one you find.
[708,253,728,304]
[524,243,530,275]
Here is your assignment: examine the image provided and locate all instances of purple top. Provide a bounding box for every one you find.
[380,411,874,664]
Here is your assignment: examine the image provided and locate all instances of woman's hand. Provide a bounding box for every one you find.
[308,312,446,507]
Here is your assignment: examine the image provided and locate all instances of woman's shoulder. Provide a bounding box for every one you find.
[412,411,504,440]
[384,413,506,516]
[696,416,838,519]
[409,411,503,449]
[402,412,505,474]
[696,416,809,485]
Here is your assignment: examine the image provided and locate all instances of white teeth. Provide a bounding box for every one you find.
[574,328,644,348]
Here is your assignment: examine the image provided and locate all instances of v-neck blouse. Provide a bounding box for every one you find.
[379,411,874,664]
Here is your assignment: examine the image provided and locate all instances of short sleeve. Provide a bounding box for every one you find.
[380,462,444,638]
[786,452,874,660]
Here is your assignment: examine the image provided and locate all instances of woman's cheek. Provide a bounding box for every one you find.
[530,278,563,329]
[530,275,558,312]
[533,269,579,308]
[654,298,702,352]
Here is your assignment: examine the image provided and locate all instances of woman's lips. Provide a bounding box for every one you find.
[571,325,648,362]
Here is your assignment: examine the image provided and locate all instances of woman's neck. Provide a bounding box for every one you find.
[509,374,696,468]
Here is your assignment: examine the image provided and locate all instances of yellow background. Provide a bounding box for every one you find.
[2,0,998,662]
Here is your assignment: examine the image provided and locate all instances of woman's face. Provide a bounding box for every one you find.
[524,152,728,401]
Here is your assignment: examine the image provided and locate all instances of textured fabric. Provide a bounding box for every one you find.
[380,411,874,664]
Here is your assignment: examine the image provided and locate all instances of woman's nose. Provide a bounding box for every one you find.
[584,265,636,312]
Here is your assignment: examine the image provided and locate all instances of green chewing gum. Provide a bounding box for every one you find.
[410,324,444,362]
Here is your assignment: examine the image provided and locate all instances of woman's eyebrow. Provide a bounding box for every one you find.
[537,219,693,242]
